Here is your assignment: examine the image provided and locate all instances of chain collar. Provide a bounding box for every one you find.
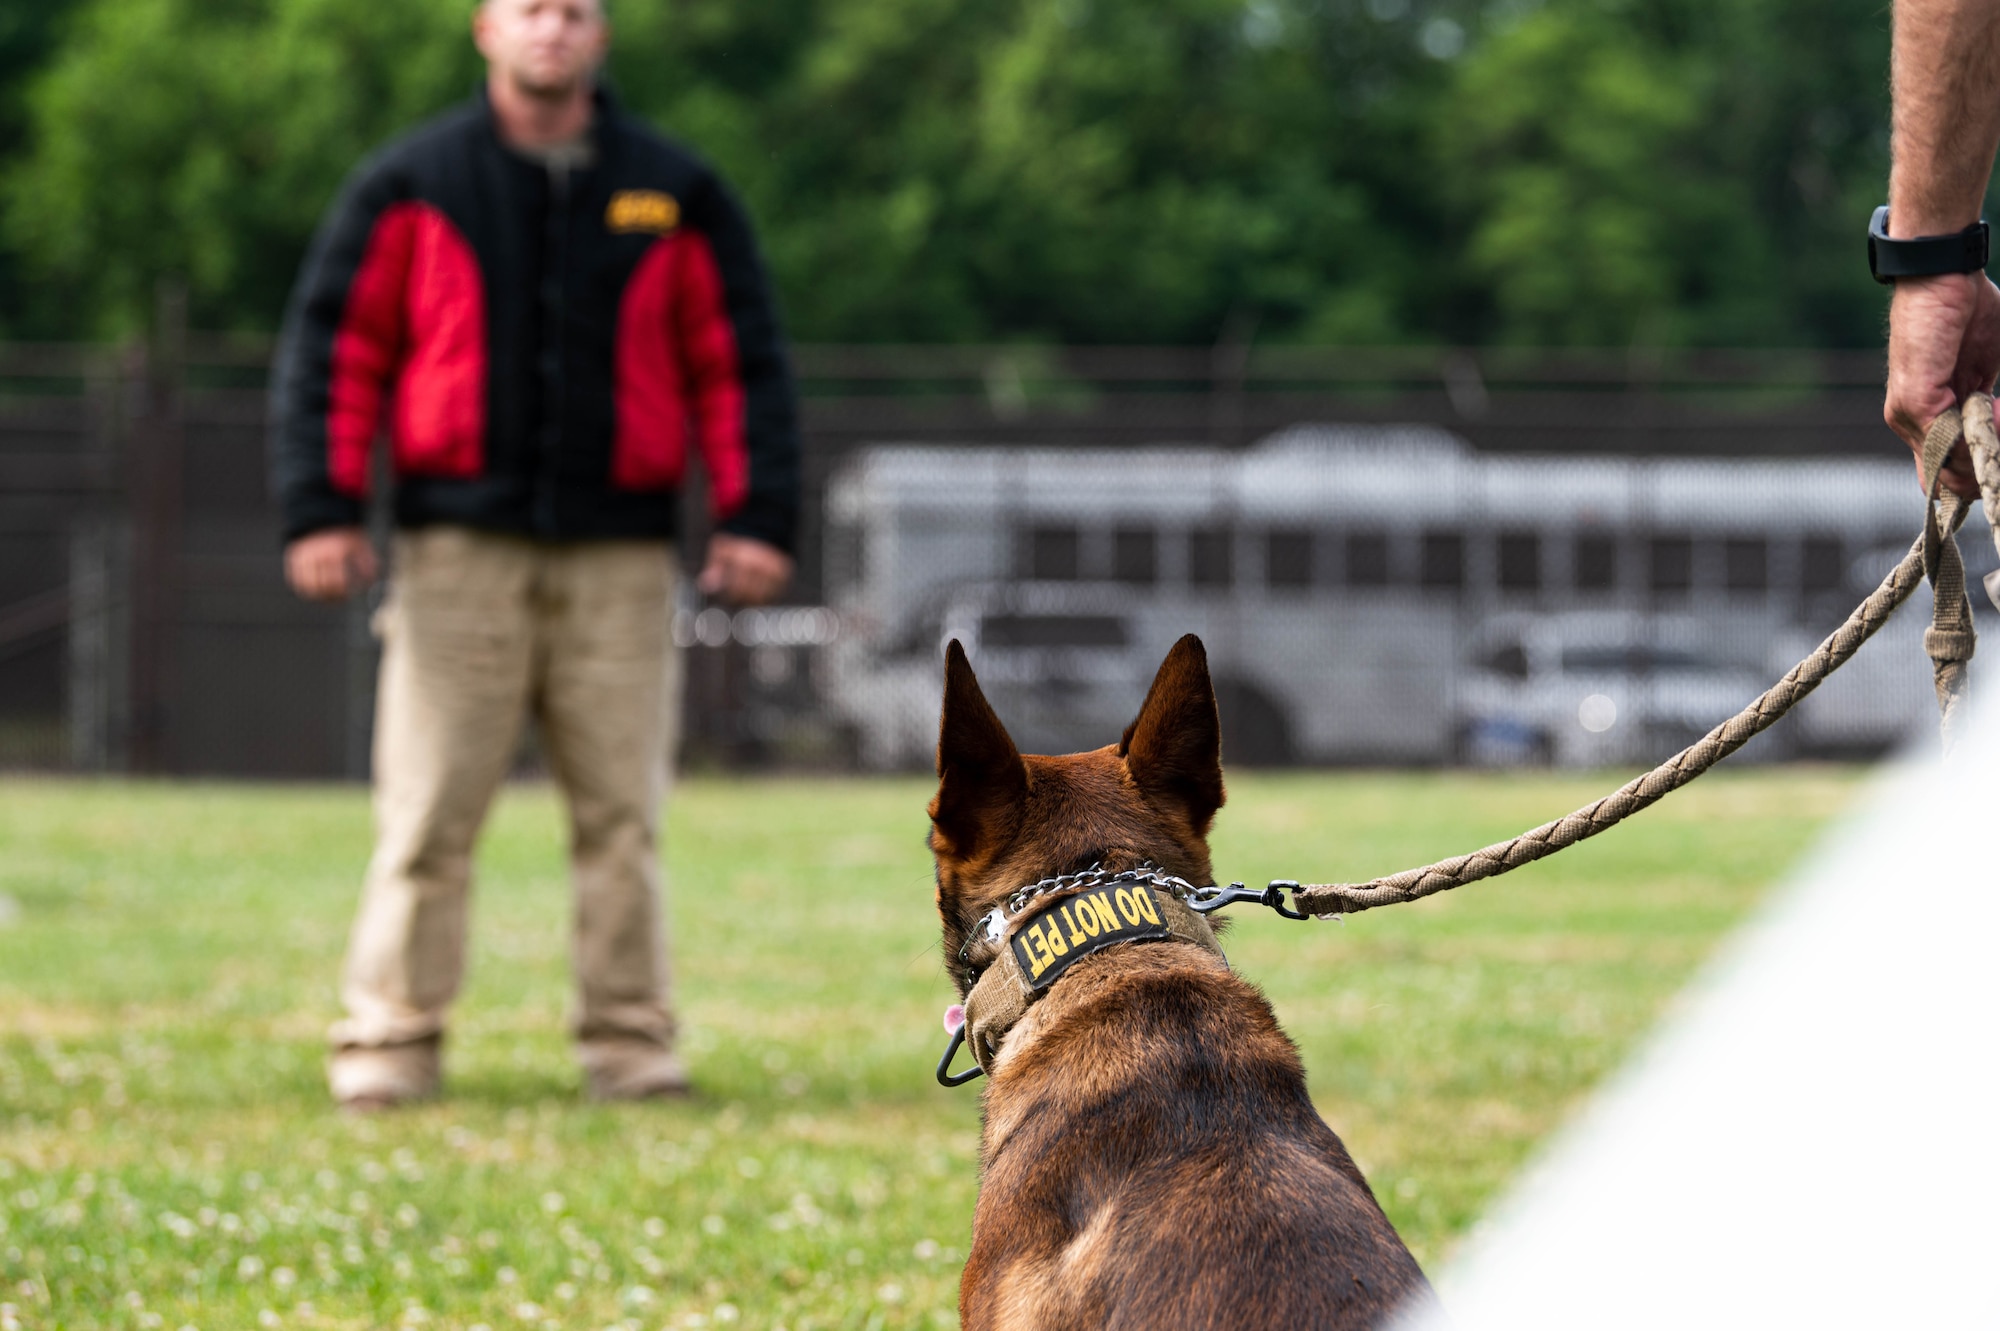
[938,863,1317,1087]
[956,862,1316,970]
[957,863,1205,968]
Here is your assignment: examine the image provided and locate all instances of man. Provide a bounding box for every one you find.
[1881,0,2000,498]
[269,0,799,1107]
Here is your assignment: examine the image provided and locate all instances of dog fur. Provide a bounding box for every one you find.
[929,634,1433,1330]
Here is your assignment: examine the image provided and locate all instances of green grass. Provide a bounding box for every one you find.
[0,768,1862,1330]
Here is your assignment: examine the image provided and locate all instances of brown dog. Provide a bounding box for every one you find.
[929,634,1433,1329]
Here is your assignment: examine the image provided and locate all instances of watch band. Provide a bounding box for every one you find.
[1869,206,1990,284]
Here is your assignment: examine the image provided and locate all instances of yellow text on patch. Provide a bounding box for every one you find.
[606,190,681,235]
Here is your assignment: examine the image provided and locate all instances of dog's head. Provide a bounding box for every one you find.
[927,633,1225,993]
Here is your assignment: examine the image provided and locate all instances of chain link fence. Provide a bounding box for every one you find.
[0,312,1959,776]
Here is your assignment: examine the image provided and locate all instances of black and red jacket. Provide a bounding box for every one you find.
[270,88,800,553]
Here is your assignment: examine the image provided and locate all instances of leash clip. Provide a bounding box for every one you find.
[936,1020,985,1088]
[1187,880,1311,920]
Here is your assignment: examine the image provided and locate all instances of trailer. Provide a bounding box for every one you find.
[820,426,1992,768]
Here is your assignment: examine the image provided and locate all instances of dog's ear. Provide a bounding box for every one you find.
[1120,634,1225,834]
[929,640,1027,863]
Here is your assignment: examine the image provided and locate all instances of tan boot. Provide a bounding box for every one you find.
[328,1036,442,1111]
[579,1039,691,1101]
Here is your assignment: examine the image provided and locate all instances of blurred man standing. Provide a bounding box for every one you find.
[1881,0,2000,495]
[269,0,799,1107]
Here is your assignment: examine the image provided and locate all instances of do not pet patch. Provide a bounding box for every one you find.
[1010,884,1173,990]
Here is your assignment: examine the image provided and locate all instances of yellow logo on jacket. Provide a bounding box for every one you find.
[606,190,680,235]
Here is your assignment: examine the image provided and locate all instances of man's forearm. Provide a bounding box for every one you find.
[1892,0,2000,234]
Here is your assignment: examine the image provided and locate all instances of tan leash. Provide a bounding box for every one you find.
[1289,394,2000,921]
[934,401,2000,1089]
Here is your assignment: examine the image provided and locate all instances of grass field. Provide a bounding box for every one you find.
[0,768,1862,1330]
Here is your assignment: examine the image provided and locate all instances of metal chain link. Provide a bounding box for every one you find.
[959,863,1204,964]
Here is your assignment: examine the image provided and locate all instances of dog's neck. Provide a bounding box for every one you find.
[956,867,1227,1077]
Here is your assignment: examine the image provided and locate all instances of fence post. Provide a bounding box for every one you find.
[127,278,187,773]
[1208,314,1255,450]
[57,345,127,771]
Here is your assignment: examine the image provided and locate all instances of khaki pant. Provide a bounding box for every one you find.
[331,526,683,1063]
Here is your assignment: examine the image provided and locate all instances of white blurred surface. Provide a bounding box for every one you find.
[1411,704,2000,1328]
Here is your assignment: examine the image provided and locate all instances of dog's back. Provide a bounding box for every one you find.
[930,635,1433,1329]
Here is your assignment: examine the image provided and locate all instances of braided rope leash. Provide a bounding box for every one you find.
[1920,410,1979,747]
[1293,395,2000,921]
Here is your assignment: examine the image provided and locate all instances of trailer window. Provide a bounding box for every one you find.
[1190,528,1233,587]
[1801,536,1843,593]
[1266,531,1312,588]
[824,522,864,596]
[1649,535,1692,593]
[1025,525,1080,581]
[1421,530,1464,589]
[1497,532,1540,592]
[1563,645,1708,673]
[981,615,1129,649]
[1113,526,1157,584]
[1479,642,1530,679]
[1345,531,1389,586]
[1724,537,1767,593]
[1574,533,1617,591]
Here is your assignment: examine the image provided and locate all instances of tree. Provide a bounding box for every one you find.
[1438,0,1892,347]
[0,0,87,335]
[0,0,1900,349]
[5,0,473,337]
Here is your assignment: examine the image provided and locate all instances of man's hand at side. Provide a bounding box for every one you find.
[1887,271,2000,498]
[698,532,794,607]
[285,527,380,602]
[1884,0,2000,497]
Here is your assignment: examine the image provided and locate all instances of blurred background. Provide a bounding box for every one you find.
[4,7,1991,1326]
[2,0,1992,777]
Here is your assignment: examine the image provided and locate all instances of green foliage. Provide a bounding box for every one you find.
[1444,8,1713,344]
[1441,0,1893,346]
[0,0,85,334]
[0,0,1896,345]
[559,0,1450,344]
[4,0,475,336]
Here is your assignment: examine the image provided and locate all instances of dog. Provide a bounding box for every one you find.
[928,633,1434,1329]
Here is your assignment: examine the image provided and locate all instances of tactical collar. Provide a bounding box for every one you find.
[936,865,1228,1087]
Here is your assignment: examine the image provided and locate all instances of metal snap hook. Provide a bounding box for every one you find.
[1186,880,1312,920]
[936,1021,984,1087]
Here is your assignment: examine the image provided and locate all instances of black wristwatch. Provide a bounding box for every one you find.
[1869,206,1989,284]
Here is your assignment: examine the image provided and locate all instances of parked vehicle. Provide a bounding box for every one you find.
[820,427,1980,768]
[1456,613,1774,767]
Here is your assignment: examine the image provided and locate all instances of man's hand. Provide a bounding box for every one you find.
[697,532,793,606]
[1884,0,2000,497]
[1886,271,2000,499]
[284,527,380,602]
